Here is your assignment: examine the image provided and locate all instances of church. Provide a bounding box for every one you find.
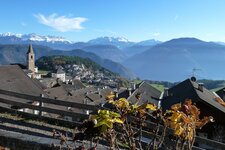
[25,44,40,79]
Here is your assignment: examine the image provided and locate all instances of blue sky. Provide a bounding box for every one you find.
[0,0,225,42]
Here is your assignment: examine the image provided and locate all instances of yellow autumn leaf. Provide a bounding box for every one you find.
[146,103,157,111]
[106,95,115,100]
[168,111,182,123]
[174,124,184,136]
[171,103,181,111]
[106,91,115,100]
[114,98,130,109]
[108,100,115,104]
[113,118,124,124]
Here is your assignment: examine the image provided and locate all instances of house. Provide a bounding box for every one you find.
[51,79,85,93]
[161,78,225,139]
[45,85,102,121]
[85,87,112,106]
[127,81,162,106]
[51,66,66,82]
[115,81,162,106]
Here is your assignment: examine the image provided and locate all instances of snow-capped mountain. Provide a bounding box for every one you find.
[88,36,131,43]
[0,32,72,44]
[0,33,161,49]
[88,36,134,49]
[0,32,162,62]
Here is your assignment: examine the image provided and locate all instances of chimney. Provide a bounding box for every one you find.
[133,83,136,90]
[198,83,204,92]
[164,87,169,97]
[128,88,132,96]
[40,94,44,98]
[86,110,89,115]
[114,90,119,98]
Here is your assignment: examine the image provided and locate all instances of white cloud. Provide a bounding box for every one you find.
[34,13,88,32]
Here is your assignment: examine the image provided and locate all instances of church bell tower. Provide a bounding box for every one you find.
[27,44,35,72]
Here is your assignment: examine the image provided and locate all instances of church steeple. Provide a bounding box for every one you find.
[27,44,34,54]
[27,44,35,72]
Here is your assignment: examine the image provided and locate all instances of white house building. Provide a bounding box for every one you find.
[52,66,66,82]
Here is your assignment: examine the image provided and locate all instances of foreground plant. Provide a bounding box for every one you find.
[53,93,214,150]
[90,110,124,149]
[106,93,157,150]
[164,99,214,150]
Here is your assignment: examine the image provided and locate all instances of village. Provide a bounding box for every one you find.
[0,45,224,149]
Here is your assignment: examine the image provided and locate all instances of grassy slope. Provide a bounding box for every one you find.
[150,84,165,92]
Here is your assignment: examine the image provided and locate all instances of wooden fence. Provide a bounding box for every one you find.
[0,89,224,149]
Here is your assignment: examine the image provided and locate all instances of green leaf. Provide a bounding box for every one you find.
[94,120,107,128]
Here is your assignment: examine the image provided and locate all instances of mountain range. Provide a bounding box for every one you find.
[123,38,225,81]
[2,33,225,81]
[0,33,161,62]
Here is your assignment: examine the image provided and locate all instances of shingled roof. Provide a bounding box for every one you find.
[61,80,85,92]
[127,81,162,105]
[161,79,225,114]
[85,88,112,105]
[0,65,45,96]
[0,65,46,108]
[44,86,103,118]
[45,86,69,100]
